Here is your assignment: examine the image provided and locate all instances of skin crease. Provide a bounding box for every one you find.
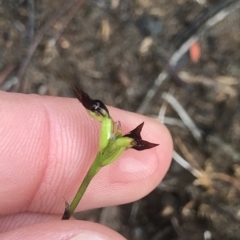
[0,91,173,239]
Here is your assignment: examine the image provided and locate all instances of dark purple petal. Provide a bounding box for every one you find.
[132,140,159,151]
[71,83,109,117]
[124,122,159,151]
[124,122,144,140]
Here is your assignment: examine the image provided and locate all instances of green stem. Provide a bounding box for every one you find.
[61,155,102,220]
[61,144,127,220]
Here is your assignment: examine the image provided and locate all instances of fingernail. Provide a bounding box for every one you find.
[70,232,107,240]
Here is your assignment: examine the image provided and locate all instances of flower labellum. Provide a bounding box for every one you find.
[124,122,159,150]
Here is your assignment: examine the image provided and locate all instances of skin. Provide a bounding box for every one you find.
[0,91,173,240]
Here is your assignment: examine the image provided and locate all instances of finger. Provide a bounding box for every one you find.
[0,219,126,240]
[0,213,57,232]
[0,91,172,216]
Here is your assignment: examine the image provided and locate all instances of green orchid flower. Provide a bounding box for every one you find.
[62,84,158,220]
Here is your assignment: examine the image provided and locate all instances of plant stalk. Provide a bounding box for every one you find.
[61,157,101,220]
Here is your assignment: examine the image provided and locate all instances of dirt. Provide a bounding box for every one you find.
[1,0,240,239]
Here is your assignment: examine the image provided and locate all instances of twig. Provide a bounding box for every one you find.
[158,182,179,193]
[211,172,240,193]
[153,92,186,128]
[182,200,197,217]
[162,92,202,142]
[16,0,84,92]
[154,116,186,129]
[137,71,168,114]
[27,0,35,44]
[175,137,202,171]
[1,77,19,91]
[52,0,84,42]
[173,151,202,178]
[171,216,182,236]
[129,202,139,224]
[207,135,240,163]
[158,101,167,122]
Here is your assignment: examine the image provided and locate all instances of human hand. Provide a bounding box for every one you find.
[0,91,172,240]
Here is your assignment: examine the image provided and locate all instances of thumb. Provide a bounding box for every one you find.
[1,220,126,240]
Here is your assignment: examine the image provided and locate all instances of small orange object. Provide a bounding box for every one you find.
[189,41,201,63]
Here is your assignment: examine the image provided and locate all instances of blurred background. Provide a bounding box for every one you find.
[1,0,240,239]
